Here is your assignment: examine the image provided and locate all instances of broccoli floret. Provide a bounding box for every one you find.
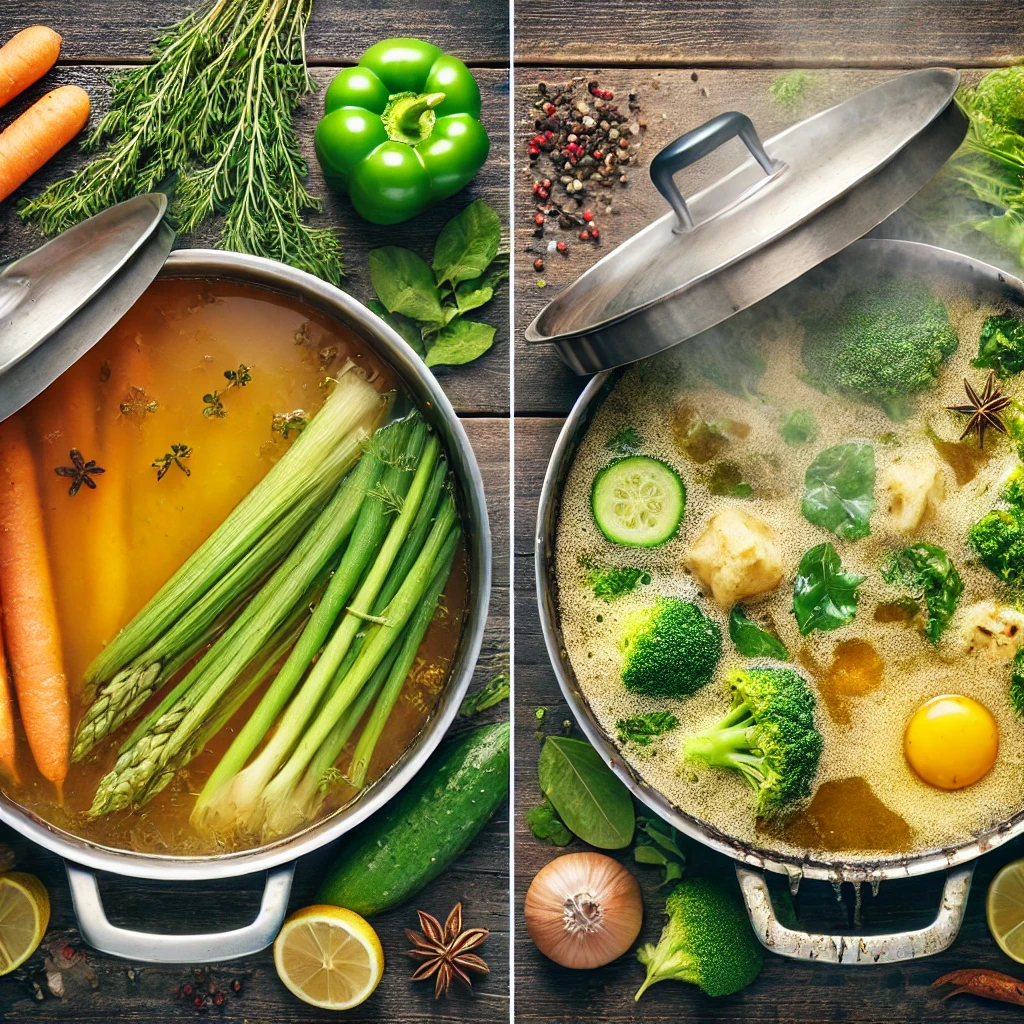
[620,598,722,698]
[973,313,1024,379]
[1003,464,1024,510]
[968,509,1024,586]
[802,278,958,420]
[684,667,823,818]
[635,876,764,999]
[964,67,1024,130]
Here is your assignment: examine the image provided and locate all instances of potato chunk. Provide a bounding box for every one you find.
[685,508,784,606]
[881,454,945,534]
[959,600,1024,659]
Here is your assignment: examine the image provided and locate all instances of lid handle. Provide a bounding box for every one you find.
[650,111,783,233]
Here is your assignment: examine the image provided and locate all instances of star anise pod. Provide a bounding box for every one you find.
[54,449,105,496]
[947,371,1013,449]
[406,902,489,999]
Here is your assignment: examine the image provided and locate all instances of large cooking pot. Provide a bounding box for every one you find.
[0,238,492,963]
[529,69,1016,964]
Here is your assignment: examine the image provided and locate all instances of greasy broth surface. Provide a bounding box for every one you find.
[555,270,1024,862]
[5,278,468,855]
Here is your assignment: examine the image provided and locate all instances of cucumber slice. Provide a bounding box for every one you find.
[591,456,685,547]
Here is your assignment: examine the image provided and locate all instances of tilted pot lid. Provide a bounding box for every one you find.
[524,69,968,375]
[0,193,175,421]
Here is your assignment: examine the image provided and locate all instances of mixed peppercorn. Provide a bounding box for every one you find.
[174,967,245,1013]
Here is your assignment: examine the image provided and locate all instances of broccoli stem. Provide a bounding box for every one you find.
[635,942,698,1000]
[683,706,766,792]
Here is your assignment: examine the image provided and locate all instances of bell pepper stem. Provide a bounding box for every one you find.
[383,91,447,145]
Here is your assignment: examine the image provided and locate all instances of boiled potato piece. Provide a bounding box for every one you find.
[881,454,945,534]
[959,600,1024,659]
[685,508,784,606]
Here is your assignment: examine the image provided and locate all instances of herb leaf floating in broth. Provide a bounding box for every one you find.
[591,456,685,547]
[616,712,679,747]
[527,797,572,847]
[780,408,818,446]
[538,736,635,849]
[729,606,789,661]
[801,442,875,541]
[801,277,958,421]
[579,555,650,601]
[792,542,866,635]
[606,426,643,455]
[973,312,1024,379]
[1012,649,1024,717]
[880,543,964,645]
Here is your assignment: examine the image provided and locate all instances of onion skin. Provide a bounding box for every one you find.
[524,852,643,969]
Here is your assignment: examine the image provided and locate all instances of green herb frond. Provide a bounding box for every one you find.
[368,482,405,517]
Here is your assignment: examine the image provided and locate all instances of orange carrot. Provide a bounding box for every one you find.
[0,613,17,784]
[0,413,69,794]
[0,27,62,110]
[0,84,89,203]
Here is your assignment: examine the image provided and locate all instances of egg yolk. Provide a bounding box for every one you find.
[904,694,998,790]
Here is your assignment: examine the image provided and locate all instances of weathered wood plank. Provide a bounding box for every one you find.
[514,66,989,416]
[4,1,509,65]
[512,415,1024,1023]
[0,66,510,416]
[515,1,1024,69]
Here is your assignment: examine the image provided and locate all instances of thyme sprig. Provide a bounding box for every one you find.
[19,0,343,283]
[203,364,252,418]
[153,444,193,481]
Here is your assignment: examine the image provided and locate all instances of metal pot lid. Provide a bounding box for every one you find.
[0,193,175,421]
[524,69,967,375]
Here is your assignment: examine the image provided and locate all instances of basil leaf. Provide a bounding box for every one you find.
[792,542,867,635]
[880,542,964,645]
[526,797,572,846]
[432,200,502,286]
[538,735,635,849]
[729,605,790,660]
[424,319,495,368]
[455,254,509,314]
[802,442,875,540]
[365,300,425,357]
[368,246,443,324]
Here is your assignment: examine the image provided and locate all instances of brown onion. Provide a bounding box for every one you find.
[524,852,643,969]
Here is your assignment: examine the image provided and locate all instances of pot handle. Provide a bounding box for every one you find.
[735,862,975,964]
[650,111,785,233]
[65,861,295,963]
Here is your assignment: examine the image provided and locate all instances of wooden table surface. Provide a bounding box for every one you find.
[0,3,510,1022]
[512,15,1024,1023]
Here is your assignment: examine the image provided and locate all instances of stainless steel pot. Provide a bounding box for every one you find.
[536,238,1024,965]
[0,248,492,963]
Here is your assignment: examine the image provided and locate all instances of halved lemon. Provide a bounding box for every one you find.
[0,872,49,975]
[987,859,1024,962]
[273,904,384,1009]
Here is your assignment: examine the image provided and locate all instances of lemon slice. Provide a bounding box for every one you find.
[273,905,384,1009]
[0,872,50,975]
[987,859,1024,962]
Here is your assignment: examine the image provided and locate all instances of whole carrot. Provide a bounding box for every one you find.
[0,84,89,203]
[0,614,17,784]
[0,414,69,795]
[0,27,62,109]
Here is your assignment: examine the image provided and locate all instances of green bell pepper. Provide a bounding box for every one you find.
[315,38,490,225]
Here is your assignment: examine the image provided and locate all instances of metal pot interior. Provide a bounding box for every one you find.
[537,238,1024,883]
[0,249,491,881]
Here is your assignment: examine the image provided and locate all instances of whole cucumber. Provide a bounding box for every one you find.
[317,721,509,916]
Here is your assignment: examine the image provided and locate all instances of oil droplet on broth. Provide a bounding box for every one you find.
[814,639,885,726]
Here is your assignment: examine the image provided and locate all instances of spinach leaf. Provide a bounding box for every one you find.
[707,461,753,497]
[634,816,687,887]
[424,319,496,368]
[802,442,875,540]
[880,542,963,645]
[433,200,502,287]
[781,408,818,445]
[527,797,572,846]
[792,542,866,635]
[365,299,426,357]
[368,247,444,324]
[973,312,1024,379]
[729,605,790,660]
[615,711,678,746]
[538,735,635,849]
[454,254,509,314]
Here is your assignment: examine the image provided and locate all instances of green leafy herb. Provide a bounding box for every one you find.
[20,0,342,283]
[729,606,789,660]
[459,674,510,717]
[780,408,818,445]
[792,542,866,636]
[880,543,964,645]
[973,312,1024,379]
[152,444,193,481]
[607,426,643,454]
[633,816,687,886]
[1012,648,1024,717]
[454,255,509,314]
[615,712,679,747]
[432,200,502,287]
[579,554,650,601]
[707,462,753,497]
[538,735,635,849]
[368,248,444,324]
[366,300,426,358]
[424,319,496,368]
[271,410,308,440]
[802,442,875,541]
[769,70,810,109]
[527,797,572,846]
[203,364,252,418]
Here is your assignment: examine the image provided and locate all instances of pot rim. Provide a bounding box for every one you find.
[0,248,492,881]
[535,237,1024,883]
